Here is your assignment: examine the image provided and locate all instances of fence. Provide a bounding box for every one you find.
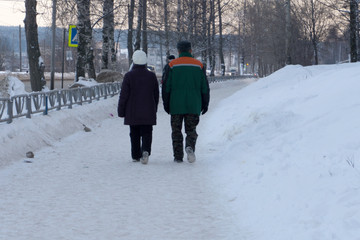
[0,75,254,124]
[0,82,121,124]
[207,75,253,83]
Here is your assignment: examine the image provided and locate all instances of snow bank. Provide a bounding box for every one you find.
[203,63,360,240]
[0,97,118,167]
[0,74,27,98]
[69,77,98,88]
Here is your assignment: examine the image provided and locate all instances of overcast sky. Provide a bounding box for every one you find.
[0,0,47,27]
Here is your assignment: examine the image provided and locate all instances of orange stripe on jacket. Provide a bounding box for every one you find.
[169,57,203,69]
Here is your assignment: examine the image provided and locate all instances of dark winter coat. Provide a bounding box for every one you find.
[118,65,159,125]
[161,63,170,100]
[162,52,210,115]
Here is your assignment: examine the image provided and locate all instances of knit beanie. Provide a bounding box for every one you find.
[132,50,147,65]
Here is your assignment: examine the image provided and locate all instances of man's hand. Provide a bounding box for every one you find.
[201,107,208,115]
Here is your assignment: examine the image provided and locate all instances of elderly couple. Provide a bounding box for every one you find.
[117,41,210,164]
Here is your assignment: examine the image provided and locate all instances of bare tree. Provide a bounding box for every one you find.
[141,0,148,54]
[201,0,207,63]
[128,0,136,66]
[0,36,11,71]
[34,0,353,78]
[285,0,291,64]
[187,0,194,41]
[230,0,246,74]
[349,0,358,62]
[217,0,225,75]
[56,0,77,28]
[102,0,115,69]
[209,0,216,76]
[24,0,45,91]
[292,0,332,65]
[76,0,96,81]
[164,0,170,57]
[241,0,247,73]
[134,0,143,51]
[176,0,182,41]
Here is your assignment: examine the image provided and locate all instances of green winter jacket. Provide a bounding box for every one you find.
[163,52,210,115]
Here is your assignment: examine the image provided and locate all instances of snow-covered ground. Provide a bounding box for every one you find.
[1,63,360,239]
[0,74,27,98]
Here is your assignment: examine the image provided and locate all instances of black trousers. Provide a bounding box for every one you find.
[129,125,153,159]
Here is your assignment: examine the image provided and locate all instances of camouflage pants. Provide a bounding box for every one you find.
[170,114,199,160]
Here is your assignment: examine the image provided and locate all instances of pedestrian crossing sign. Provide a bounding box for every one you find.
[68,25,78,47]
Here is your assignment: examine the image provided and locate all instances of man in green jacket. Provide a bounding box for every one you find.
[162,40,210,163]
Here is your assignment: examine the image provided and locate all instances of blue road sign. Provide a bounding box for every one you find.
[68,25,78,47]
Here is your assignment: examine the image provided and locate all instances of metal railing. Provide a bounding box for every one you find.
[0,76,255,124]
[0,82,121,124]
[207,75,255,83]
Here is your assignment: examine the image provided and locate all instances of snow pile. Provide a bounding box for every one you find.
[0,74,27,98]
[202,63,360,240]
[69,77,98,88]
[0,97,118,167]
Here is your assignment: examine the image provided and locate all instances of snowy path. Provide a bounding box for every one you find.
[0,79,254,240]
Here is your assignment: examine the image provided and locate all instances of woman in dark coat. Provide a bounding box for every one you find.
[118,50,159,164]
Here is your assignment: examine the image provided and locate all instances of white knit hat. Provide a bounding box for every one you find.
[132,50,147,65]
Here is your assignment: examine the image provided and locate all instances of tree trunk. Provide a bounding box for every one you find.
[76,0,96,80]
[311,0,318,65]
[24,0,44,92]
[128,0,135,66]
[76,11,86,81]
[134,0,142,51]
[210,0,216,76]
[164,0,170,57]
[201,0,207,64]
[350,0,358,62]
[109,1,116,67]
[241,0,247,75]
[102,0,115,69]
[176,0,182,41]
[102,0,110,69]
[188,0,194,42]
[217,0,225,76]
[285,0,292,64]
[141,0,148,54]
[207,3,213,75]
[84,5,96,79]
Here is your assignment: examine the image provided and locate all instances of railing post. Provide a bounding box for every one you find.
[7,99,13,124]
[79,89,83,105]
[89,89,92,104]
[96,86,100,100]
[68,90,73,109]
[104,85,108,99]
[57,91,61,110]
[26,95,31,118]
[43,95,48,115]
